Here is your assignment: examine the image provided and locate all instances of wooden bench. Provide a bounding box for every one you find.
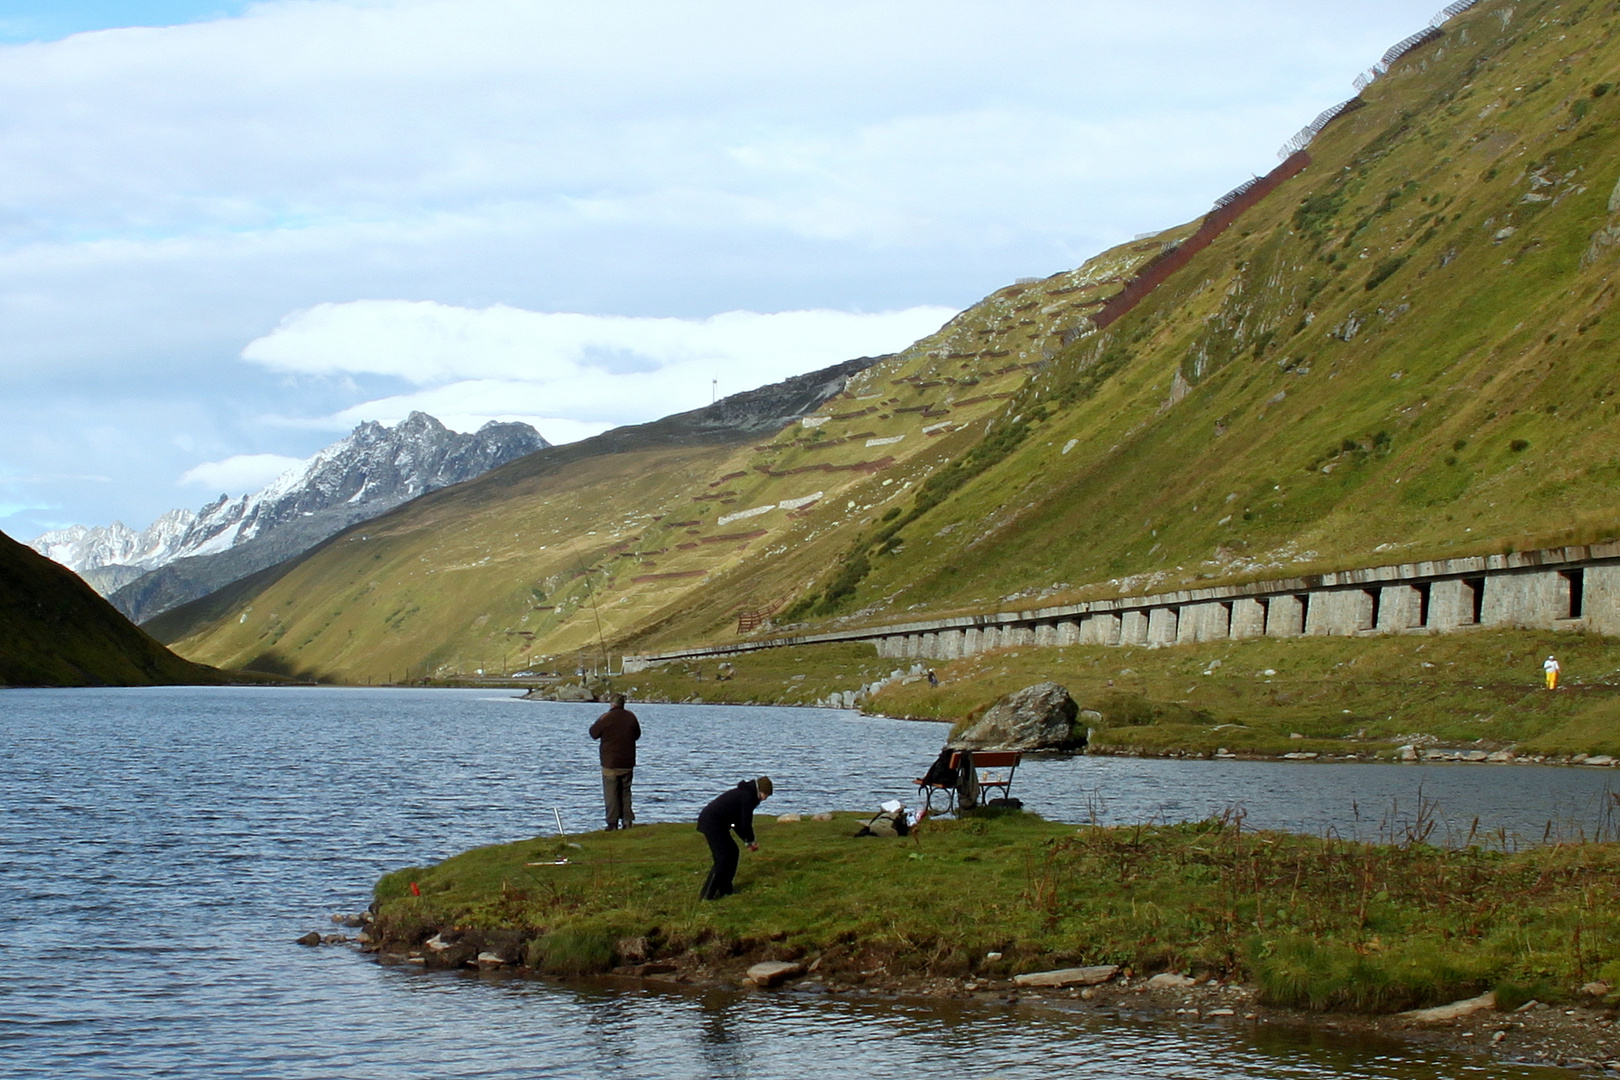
[913,749,1023,813]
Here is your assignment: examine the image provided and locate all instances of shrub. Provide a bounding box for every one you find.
[527,927,620,975]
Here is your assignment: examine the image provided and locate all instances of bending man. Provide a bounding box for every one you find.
[589,693,641,830]
[697,776,772,900]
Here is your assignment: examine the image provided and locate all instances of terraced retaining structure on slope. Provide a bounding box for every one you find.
[622,542,1620,671]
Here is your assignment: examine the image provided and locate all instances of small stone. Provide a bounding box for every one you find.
[1586,982,1614,997]
[477,951,506,966]
[811,812,834,821]
[1492,1031,1508,1044]
[1145,973,1198,989]
[296,931,322,947]
[1515,999,1541,1012]
[1013,965,1120,988]
[985,951,1003,961]
[776,813,802,823]
[1208,1008,1236,1017]
[746,961,807,988]
[321,934,348,945]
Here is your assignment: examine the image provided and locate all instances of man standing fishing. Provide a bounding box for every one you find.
[697,776,771,900]
[589,693,640,830]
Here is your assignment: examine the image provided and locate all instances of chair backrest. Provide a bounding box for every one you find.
[968,750,1022,769]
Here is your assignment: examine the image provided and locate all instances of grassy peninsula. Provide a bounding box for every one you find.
[372,810,1620,1017]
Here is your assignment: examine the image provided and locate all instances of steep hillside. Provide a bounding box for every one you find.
[172,0,1620,682]
[165,240,1172,681]
[779,0,1620,624]
[0,529,218,686]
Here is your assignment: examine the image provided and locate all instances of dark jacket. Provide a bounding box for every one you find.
[589,707,640,769]
[697,781,760,843]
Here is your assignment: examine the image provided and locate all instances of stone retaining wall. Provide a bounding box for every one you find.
[622,543,1620,672]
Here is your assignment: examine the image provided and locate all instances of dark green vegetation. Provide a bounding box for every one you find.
[0,529,219,686]
[169,0,1620,750]
[374,811,1620,1014]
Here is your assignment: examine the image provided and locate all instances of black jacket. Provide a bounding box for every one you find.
[697,781,760,843]
[589,707,641,769]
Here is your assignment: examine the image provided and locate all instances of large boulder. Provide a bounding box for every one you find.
[951,682,1085,752]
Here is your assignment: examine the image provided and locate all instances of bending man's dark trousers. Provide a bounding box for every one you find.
[699,828,739,900]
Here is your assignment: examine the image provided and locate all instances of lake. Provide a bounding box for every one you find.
[1,686,1584,1078]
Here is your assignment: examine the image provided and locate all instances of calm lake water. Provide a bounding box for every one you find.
[1,686,1587,1079]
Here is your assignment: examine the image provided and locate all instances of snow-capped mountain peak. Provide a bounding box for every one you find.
[31,412,547,589]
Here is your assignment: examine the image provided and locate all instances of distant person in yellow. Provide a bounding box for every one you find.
[1544,655,1561,691]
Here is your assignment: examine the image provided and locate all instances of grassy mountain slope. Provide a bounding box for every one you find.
[174,0,1620,682]
[709,0,1620,625]
[167,275,1169,682]
[0,529,218,686]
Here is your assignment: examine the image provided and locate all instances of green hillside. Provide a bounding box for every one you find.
[173,0,1620,684]
[0,529,218,686]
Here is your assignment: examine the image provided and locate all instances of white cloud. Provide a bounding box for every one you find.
[179,452,306,492]
[242,301,956,433]
[0,0,1452,538]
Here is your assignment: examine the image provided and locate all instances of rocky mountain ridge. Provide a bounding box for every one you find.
[32,412,547,622]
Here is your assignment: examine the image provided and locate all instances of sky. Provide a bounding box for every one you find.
[1,0,1450,542]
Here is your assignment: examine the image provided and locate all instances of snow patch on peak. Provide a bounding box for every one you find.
[31,412,548,587]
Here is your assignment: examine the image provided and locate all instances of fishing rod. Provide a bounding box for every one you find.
[567,540,614,683]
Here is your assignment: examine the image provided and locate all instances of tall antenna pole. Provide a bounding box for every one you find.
[711,378,717,404]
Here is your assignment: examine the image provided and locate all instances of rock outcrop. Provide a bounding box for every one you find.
[951,682,1086,752]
